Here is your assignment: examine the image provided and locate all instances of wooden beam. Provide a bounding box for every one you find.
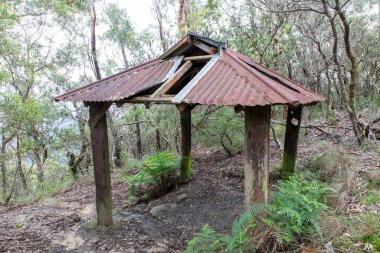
[90,102,112,128]
[116,95,175,107]
[244,106,271,209]
[177,104,192,183]
[89,102,113,227]
[183,55,213,61]
[193,41,217,55]
[151,61,193,97]
[282,106,303,179]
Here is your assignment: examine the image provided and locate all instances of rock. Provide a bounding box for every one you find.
[176,193,187,202]
[150,203,177,217]
[324,241,335,253]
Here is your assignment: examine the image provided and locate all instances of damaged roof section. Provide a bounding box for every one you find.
[55,32,325,107]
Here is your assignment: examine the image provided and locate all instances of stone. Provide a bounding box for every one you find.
[176,193,187,202]
[150,203,177,217]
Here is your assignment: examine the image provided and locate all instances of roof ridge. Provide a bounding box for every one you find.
[55,58,160,101]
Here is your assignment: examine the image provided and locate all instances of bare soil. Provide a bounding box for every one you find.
[0,125,378,252]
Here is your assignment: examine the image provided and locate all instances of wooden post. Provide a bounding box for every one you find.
[178,104,192,183]
[282,106,303,180]
[89,102,114,227]
[244,106,271,209]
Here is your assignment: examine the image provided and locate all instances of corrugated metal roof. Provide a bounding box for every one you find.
[55,33,325,106]
[174,48,325,106]
[55,59,175,102]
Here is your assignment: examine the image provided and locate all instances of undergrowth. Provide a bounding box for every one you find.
[184,174,331,252]
[125,151,179,204]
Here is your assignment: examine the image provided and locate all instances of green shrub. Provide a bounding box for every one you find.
[263,174,331,243]
[127,151,179,203]
[184,205,267,253]
[185,175,330,251]
[306,148,352,184]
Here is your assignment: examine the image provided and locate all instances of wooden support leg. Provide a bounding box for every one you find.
[244,106,271,209]
[89,103,114,227]
[282,106,303,180]
[178,104,192,183]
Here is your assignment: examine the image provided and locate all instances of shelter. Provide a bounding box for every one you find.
[55,32,325,226]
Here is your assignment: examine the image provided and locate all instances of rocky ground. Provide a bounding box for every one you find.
[0,149,250,253]
[0,122,379,253]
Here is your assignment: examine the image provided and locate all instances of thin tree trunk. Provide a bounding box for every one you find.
[153,0,168,52]
[177,0,185,34]
[34,152,44,185]
[91,1,101,80]
[1,131,13,198]
[16,136,27,191]
[134,107,142,159]
[321,0,362,144]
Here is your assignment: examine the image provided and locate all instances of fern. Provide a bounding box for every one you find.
[264,174,330,243]
[183,206,262,252]
[126,151,179,202]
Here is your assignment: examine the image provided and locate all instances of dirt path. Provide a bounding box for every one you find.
[0,149,248,253]
[0,135,378,253]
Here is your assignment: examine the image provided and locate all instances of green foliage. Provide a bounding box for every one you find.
[126,152,179,203]
[193,107,243,156]
[334,213,380,252]
[264,175,330,243]
[363,192,380,206]
[306,148,352,184]
[184,205,267,253]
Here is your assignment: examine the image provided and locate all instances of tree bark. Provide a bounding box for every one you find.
[1,131,13,198]
[16,136,27,191]
[282,106,302,179]
[153,0,168,52]
[244,106,271,209]
[321,0,362,144]
[134,107,142,159]
[91,1,101,80]
[178,104,192,183]
[89,102,113,227]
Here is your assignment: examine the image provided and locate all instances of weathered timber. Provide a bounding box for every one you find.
[89,102,114,227]
[178,104,192,183]
[116,95,175,107]
[282,106,303,179]
[244,106,271,209]
[193,41,217,55]
[151,61,193,97]
[183,55,213,61]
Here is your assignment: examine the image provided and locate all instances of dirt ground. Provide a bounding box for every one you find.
[0,148,249,253]
[0,125,378,253]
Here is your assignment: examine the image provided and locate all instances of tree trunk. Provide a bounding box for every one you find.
[156,128,162,152]
[1,132,9,198]
[134,107,143,159]
[177,0,185,34]
[89,102,113,227]
[178,104,192,183]
[153,0,168,52]
[244,106,271,209]
[91,1,102,80]
[34,152,44,185]
[16,136,27,191]
[322,0,362,144]
[282,106,302,179]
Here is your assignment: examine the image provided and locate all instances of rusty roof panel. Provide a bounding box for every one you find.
[177,48,325,106]
[55,33,325,107]
[55,59,175,102]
